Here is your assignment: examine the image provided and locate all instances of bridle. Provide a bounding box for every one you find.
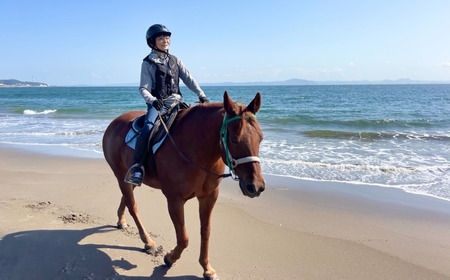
[219,113,261,181]
[159,109,261,180]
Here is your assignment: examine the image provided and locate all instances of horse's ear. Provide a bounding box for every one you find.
[223,91,238,116]
[246,92,261,114]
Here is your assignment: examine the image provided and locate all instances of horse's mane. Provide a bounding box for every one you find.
[176,101,255,140]
[177,102,223,123]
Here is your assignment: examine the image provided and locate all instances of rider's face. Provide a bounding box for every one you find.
[155,35,170,52]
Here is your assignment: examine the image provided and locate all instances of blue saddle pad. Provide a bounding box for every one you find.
[125,103,183,154]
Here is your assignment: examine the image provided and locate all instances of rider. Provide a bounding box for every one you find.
[126,24,209,186]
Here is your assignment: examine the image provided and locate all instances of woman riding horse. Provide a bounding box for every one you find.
[103,91,265,279]
[127,24,209,186]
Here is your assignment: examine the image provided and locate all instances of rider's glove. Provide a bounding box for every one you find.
[152,99,163,111]
[199,96,209,103]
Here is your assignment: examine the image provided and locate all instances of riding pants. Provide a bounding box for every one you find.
[133,104,158,164]
[133,94,184,164]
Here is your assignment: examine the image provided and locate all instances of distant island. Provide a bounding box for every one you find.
[199,78,450,86]
[0,79,48,87]
[97,78,450,87]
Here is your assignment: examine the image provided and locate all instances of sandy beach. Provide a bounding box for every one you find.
[1,146,450,280]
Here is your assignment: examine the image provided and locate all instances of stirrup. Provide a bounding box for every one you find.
[124,163,145,186]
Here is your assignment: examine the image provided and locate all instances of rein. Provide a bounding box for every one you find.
[158,109,260,180]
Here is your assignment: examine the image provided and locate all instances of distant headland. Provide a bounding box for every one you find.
[0,79,48,87]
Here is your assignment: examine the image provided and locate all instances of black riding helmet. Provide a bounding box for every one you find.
[146,24,171,50]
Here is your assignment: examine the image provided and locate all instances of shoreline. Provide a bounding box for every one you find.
[2,142,450,203]
[1,147,450,279]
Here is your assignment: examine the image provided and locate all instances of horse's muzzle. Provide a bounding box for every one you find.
[239,179,265,198]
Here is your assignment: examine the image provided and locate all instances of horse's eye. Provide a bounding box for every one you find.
[230,137,239,144]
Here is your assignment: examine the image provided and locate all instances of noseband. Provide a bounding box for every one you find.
[219,113,261,181]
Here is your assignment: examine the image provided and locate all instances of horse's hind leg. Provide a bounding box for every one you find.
[118,180,156,253]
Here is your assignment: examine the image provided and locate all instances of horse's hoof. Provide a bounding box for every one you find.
[144,244,156,255]
[117,222,128,229]
[204,273,219,280]
[164,254,173,267]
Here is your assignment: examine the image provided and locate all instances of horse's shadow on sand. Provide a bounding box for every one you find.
[0,225,202,280]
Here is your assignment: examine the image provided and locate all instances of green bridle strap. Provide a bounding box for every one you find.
[220,114,256,132]
[219,113,258,178]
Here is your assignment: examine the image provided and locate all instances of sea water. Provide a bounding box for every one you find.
[0,85,449,200]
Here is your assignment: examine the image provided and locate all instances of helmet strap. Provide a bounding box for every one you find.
[149,42,169,58]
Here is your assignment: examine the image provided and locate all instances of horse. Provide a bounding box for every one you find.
[102,91,265,279]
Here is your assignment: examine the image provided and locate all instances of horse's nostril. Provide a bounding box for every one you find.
[246,184,256,194]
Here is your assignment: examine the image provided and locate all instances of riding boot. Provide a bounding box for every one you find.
[125,136,148,186]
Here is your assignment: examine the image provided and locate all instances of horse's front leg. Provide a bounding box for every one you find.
[117,196,127,228]
[164,197,189,266]
[198,189,219,280]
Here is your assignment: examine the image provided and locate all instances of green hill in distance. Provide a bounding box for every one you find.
[0,79,49,87]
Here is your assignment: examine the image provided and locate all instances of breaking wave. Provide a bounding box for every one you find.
[302,130,450,141]
[23,109,57,115]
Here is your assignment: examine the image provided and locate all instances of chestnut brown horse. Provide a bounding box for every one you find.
[102,91,265,279]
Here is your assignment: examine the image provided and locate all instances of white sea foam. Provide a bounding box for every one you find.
[23,109,57,115]
[259,136,450,200]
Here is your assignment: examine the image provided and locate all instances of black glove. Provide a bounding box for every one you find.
[199,96,209,103]
[152,99,163,111]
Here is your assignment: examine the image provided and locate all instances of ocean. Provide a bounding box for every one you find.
[1,85,449,201]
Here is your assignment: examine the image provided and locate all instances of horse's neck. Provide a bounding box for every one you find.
[177,104,224,156]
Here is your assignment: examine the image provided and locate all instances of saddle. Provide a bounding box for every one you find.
[125,102,188,154]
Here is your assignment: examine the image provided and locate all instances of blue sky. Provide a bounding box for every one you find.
[1,0,449,86]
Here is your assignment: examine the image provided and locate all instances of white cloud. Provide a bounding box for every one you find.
[90,72,102,79]
[234,65,245,72]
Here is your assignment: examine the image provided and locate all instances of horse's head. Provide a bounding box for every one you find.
[221,91,266,198]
